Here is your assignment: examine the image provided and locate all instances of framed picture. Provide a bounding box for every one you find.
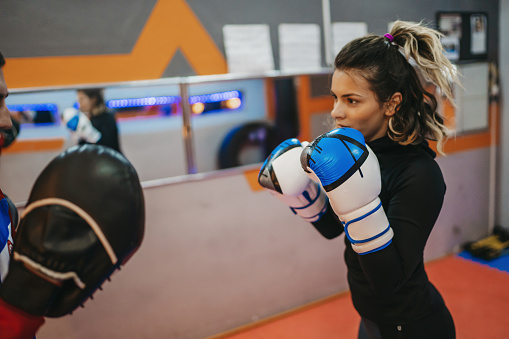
[436,12,488,61]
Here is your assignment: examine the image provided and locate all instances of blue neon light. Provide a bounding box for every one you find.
[7,103,58,113]
[105,91,242,109]
[107,96,180,109]
[189,90,241,105]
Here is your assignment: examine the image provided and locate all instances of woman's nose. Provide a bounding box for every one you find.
[331,102,344,119]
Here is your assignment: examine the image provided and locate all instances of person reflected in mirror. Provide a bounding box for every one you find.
[63,88,122,154]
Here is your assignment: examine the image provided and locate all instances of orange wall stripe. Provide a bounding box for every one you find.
[429,132,492,155]
[441,98,457,130]
[244,168,264,192]
[296,75,333,142]
[296,75,312,141]
[264,78,276,121]
[307,96,334,113]
[2,138,65,154]
[430,102,500,155]
[4,0,227,89]
[170,1,228,76]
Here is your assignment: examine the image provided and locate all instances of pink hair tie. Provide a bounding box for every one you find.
[384,33,394,42]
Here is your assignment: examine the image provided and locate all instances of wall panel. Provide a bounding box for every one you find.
[36,145,491,338]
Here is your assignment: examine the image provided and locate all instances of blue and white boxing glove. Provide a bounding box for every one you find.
[258,138,328,223]
[62,108,101,144]
[300,128,393,254]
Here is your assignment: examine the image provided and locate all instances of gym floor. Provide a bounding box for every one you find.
[210,252,509,339]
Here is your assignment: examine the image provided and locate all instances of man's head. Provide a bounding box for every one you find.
[0,51,13,130]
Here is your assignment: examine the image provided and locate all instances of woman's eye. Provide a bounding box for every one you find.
[347,98,357,104]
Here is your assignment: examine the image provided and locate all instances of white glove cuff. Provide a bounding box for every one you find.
[272,181,328,222]
[340,197,393,254]
[351,228,394,254]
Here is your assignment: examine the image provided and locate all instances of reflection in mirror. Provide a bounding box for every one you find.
[188,79,271,173]
[8,103,59,125]
[1,85,189,204]
[0,74,322,205]
[108,95,180,120]
[98,85,187,182]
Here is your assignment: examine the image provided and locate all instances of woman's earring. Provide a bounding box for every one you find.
[388,116,395,130]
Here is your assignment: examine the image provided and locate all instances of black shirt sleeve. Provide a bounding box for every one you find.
[88,112,122,154]
[311,202,344,239]
[356,155,446,295]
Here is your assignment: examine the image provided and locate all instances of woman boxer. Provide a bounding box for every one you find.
[259,20,459,338]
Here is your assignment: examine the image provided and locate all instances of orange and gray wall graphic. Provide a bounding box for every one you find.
[2,0,498,89]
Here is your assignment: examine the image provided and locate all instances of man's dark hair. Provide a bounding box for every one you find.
[0,51,5,68]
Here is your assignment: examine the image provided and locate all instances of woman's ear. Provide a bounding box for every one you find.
[385,92,402,117]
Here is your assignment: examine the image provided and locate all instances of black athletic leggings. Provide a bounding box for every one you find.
[358,305,455,339]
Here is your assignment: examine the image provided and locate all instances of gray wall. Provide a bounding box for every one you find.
[0,0,156,57]
[0,1,500,76]
[329,0,499,60]
[498,0,509,227]
[35,145,490,338]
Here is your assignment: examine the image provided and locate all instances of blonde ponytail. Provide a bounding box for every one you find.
[334,20,462,155]
[390,20,460,105]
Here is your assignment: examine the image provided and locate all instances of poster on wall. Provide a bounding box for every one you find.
[470,14,487,55]
[278,24,322,72]
[436,14,462,61]
[331,22,368,57]
[436,12,488,61]
[223,24,275,74]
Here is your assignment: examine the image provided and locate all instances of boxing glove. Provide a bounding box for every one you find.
[62,108,101,144]
[301,128,393,254]
[258,138,328,223]
[0,144,145,317]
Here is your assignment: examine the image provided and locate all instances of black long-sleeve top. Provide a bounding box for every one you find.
[312,135,447,325]
[79,109,122,154]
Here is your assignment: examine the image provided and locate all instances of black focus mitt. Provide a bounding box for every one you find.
[0,144,145,317]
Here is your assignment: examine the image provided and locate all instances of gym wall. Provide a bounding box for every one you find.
[0,0,499,87]
[0,1,503,338]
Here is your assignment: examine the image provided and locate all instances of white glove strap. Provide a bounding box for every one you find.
[271,180,328,222]
[339,197,393,254]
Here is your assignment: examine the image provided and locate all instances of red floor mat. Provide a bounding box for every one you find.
[214,255,509,339]
[427,255,509,339]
